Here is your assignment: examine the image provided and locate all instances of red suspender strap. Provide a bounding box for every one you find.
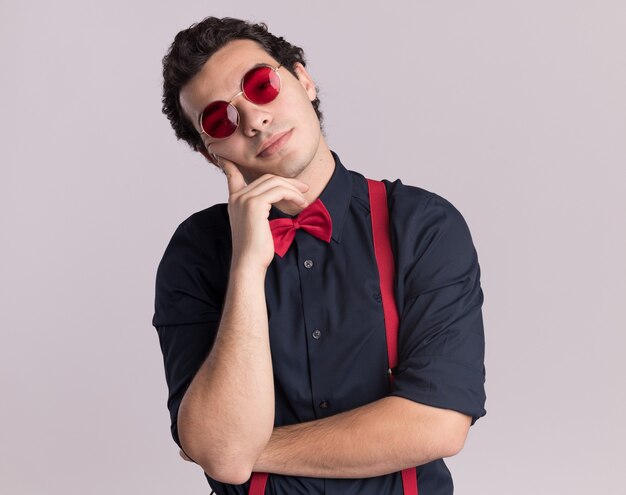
[401,467,419,495]
[367,178,418,495]
[248,472,268,495]
[249,179,417,495]
[367,179,400,387]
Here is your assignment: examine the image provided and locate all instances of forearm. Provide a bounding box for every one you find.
[253,396,470,478]
[178,262,274,482]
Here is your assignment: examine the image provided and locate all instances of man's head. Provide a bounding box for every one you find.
[162,17,326,182]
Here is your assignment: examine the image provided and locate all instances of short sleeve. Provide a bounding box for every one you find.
[156,323,219,447]
[388,189,486,425]
[152,207,231,446]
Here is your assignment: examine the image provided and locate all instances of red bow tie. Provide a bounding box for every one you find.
[269,198,332,257]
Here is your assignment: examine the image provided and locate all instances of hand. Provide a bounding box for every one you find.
[214,153,310,271]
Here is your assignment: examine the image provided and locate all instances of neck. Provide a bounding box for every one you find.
[276,139,335,216]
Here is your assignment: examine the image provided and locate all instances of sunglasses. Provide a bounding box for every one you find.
[198,64,282,140]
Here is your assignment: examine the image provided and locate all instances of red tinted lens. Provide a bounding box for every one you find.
[242,66,280,104]
[200,101,239,138]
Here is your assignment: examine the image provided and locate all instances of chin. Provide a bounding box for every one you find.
[281,147,318,177]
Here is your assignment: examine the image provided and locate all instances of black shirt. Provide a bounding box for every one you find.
[152,152,486,494]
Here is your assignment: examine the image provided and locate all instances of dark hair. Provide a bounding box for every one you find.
[162,16,323,152]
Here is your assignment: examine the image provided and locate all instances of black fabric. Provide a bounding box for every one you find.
[152,152,486,494]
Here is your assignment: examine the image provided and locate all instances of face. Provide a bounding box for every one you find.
[179,39,324,184]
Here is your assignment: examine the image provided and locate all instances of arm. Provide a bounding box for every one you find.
[248,192,484,478]
[177,158,312,484]
[177,263,274,484]
[252,396,471,478]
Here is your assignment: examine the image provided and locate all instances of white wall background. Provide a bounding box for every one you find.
[2,1,625,493]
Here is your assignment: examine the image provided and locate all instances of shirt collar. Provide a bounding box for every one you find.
[268,150,352,243]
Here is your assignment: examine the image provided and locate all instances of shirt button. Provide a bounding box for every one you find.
[373,292,382,302]
[319,400,329,409]
[312,329,321,339]
[303,259,314,269]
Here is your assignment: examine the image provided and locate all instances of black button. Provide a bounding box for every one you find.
[319,400,329,409]
[312,329,321,339]
[373,292,382,302]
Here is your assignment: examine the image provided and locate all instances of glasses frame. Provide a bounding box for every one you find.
[198,63,282,139]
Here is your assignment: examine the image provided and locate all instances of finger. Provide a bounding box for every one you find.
[245,173,310,195]
[243,175,309,200]
[252,185,309,208]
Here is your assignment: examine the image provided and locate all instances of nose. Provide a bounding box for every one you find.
[234,97,273,137]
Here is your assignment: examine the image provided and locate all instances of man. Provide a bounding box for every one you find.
[153,16,486,495]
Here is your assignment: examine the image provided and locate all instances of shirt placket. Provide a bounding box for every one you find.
[294,231,334,421]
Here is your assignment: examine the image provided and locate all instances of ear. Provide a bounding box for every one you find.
[292,62,317,102]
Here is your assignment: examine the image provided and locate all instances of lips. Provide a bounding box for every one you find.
[257,129,293,157]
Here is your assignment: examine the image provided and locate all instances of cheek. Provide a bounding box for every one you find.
[279,91,318,128]
[208,136,246,160]
[280,78,313,108]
